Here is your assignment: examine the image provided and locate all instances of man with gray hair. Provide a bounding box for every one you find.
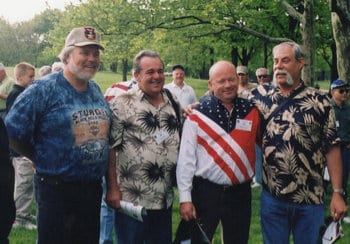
[51,61,64,72]
[0,63,15,119]
[5,26,111,244]
[255,67,271,85]
[250,41,346,243]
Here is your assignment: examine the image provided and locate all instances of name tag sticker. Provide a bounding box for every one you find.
[153,129,169,144]
[236,119,252,131]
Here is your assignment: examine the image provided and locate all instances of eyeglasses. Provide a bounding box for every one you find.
[258,74,269,79]
[238,73,247,76]
[339,89,349,94]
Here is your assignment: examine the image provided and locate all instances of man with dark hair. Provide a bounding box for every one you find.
[106,50,182,243]
[164,64,197,108]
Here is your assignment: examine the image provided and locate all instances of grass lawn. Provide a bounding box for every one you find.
[8,70,349,243]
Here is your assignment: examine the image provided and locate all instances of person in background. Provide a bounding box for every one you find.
[250,41,346,244]
[0,63,15,119]
[236,65,257,99]
[164,64,197,108]
[99,73,137,244]
[5,26,110,244]
[177,60,260,243]
[38,65,52,78]
[255,67,271,85]
[0,116,15,244]
[250,67,271,189]
[329,79,350,224]
[6,62,36,230]
[106,50,181,243]
[51,61,64,72]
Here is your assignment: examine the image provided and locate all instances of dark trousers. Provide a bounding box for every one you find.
[34,174,102,244]
[0,163,15,244]
[192,177,251,244]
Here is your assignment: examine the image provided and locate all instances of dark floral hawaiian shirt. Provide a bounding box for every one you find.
[250,82,339,204]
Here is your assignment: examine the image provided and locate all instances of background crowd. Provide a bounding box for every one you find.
[0,26,349,244]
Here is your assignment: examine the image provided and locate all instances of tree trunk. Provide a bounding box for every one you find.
[122,58,128,81]
[301,0,315,86]
[330,0,350,82]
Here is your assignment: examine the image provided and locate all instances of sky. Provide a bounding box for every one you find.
[0,0,84,24]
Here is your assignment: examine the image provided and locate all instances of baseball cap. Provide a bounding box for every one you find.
[330,79,348,90]
[322,220,344,243]
[65,26,104,50]
[236,66,248,74]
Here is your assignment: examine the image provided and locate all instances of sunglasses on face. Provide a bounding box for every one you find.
[338,88,349,94]
[258,74,269,79]
[238,73,247,76]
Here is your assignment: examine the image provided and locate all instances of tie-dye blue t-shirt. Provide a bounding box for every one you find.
[5,71,111,181]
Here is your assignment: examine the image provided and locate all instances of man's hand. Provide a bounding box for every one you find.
[180,202,197,221]
[184,101,200,116]
[330,192,347,221]
[106,188,122,210]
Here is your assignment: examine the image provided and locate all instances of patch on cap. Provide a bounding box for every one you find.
[65,26,104,50]
[330,79,348,90]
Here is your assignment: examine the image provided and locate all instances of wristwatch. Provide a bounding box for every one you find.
[333,188,345,195]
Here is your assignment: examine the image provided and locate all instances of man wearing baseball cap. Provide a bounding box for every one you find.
[330,79,350,224]
[236,65,257,98]
[5,26,111,244]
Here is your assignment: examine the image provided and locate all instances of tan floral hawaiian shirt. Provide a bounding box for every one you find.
[109,85,181,209]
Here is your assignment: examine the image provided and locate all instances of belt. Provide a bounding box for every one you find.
[340,142,350,149]
[35,173,101,187]
[193,176,250,191]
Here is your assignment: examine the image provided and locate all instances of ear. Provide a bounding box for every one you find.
[134,72,140,82]
[208,80,212,90]
[297,57,305,70]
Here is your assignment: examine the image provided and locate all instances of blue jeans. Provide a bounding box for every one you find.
[99,177,115,244]
[341,145,350,204]
[261,190,325,244]
[255,144,262,184]
[115,206,172,244]
[35,174,102,244]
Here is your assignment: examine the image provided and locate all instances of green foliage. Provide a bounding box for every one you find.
[1,0,348,83]
[6,70,350,243]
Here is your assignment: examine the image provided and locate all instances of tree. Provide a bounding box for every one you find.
[0,18,19,65]
[330,0,350,83]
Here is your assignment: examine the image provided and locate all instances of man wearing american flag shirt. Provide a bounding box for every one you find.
[176,60,261,243]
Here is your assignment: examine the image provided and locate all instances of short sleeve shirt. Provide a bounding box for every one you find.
[164,81,197,108]
[251,82,339,204]
[5,72,111,181]
[109,85,180,209]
